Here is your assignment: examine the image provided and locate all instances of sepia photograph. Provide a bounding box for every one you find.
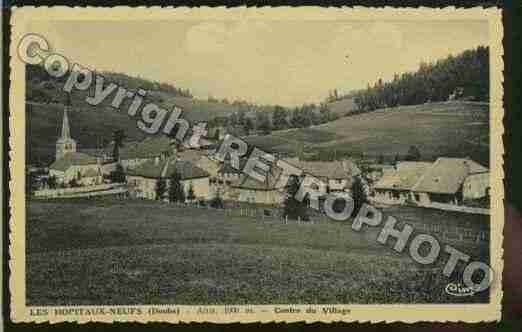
[9,7,504,323]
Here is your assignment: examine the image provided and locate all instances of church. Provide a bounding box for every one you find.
[48,101,103,186]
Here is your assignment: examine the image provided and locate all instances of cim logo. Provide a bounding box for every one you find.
[445,282,475,297]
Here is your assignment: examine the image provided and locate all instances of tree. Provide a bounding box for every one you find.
[168,171,185,203]
[109,164,126,183]
[213,128,220,141]
[26,172,36,197]
[112,129,126,161]
[377,154,385,164]
[319,104,332,124]
[47,175,57,189]
[155,178,167,200]
[283,175,308,221]
[290,107,307,128]
[272,106,288,130]
[257,115,272,135]
[187,183,196,202]
[210,190,224,208]
[68,178,79,188]
[244,118,254,135]
[394,153,401,165]
[405,145,421,161]
[350,46,489,111]
[350,176,366,218]
[228,113,238,127]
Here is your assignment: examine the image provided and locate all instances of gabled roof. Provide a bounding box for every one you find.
[177,149,205,164]
[127,157,209,180]
[374,161,432,191]
[283,158,360,179]
[181,137,213,149]
[411,158,488,194]
[218,159,247,175]
[231,167,284,191]
[106,136,174,160]
[49,152,98,171]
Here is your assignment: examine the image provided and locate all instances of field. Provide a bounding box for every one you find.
[247,101,490,165]
[27,199,489,305]
[327,97,358,117]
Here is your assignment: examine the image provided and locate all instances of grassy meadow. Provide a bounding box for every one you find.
[246,101,489,164]
[27,199,489,305]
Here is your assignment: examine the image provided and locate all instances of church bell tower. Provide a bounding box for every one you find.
[55,94,77,161]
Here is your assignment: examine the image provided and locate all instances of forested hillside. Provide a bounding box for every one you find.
[351,46,489,111]
[324,46,489,114]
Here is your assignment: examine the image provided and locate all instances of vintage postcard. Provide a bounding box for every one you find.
[9,6,504,323]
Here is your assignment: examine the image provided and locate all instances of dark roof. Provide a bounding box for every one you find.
[412,158,488,194]
[49,152,98,171]
[127,157,209,180]
[107,136,174,160]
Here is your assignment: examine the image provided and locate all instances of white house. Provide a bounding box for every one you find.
[372,162,432,205]
[126,156,210,201]
[373,158,489,206]
[410,158,489,205]
[229,167,285,205]
[283,158,361,193]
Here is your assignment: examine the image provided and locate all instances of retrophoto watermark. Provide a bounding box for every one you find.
[9,6,504,324]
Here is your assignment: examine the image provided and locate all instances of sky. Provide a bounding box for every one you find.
[28,19,489,106]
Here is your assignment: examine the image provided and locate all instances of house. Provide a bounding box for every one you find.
[363,164,396,183]
[217,162,242,185]
[283,158,361,193]
[229,168,285,205]
[126,156,210,201]
[77,167,103,186]
[372,158,489,206]
[49,102,103,185]
[372,162,433,205]
[411,158,489,205]
[177,149,220,179]
[104,136,176,171]
[180,136,214,150]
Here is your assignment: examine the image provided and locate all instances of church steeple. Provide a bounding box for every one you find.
[60,103,71,140]
[55,94,77,161]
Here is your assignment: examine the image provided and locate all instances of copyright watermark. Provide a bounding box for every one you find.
[19,32,495,294]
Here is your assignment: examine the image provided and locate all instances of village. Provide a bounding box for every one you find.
[19,15,498,308]
[27,97,490,219]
